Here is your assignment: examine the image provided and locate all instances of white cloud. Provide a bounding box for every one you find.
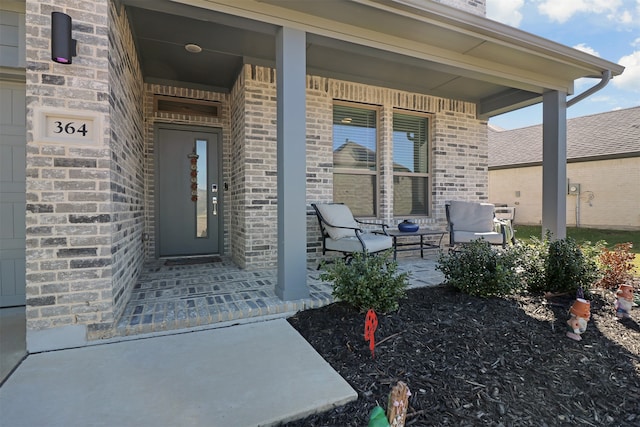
[573,43,600,57]
[487,0,524,27]
[618,9,633,23]
[607,0,640,25]
[537,0,622,23]
[633,38,640,48]
[587,95,614,104]
[572,45,603,92]
[612,50,640,92]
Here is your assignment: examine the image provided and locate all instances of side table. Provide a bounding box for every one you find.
[376,229,446,260]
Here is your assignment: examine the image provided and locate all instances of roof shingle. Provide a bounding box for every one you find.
[489,106,640,168]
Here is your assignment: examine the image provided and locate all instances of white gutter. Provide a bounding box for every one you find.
[567,70,613,108]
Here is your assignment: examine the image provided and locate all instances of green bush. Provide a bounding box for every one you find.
[436,240,521,297]
[512,236,547,292]
[438,234,603,297]
[320,250,409,313]
[519,232,601,294]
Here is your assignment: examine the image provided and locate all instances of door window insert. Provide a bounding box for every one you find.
[195,138,208,237]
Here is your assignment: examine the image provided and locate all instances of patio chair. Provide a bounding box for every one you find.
[445,200,512,248]
[311,203,393,264]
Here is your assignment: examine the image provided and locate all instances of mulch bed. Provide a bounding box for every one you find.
[285,284,640,426]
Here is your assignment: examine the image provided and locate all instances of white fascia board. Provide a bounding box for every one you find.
[176,0,575,92]
[377,0,624,76]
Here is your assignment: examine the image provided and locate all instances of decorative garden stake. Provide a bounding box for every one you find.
[364,309,378,359]
[614,284,634,318]
[387,381,411,427]
[566,298,591,341]
[368,405,390,427]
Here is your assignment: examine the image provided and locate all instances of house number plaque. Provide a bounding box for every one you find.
[46,117,92,139]
[34,107,103,145]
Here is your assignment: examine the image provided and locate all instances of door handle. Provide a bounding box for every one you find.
[212,196,218,216]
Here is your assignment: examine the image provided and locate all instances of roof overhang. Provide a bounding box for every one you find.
[121,0,624,119]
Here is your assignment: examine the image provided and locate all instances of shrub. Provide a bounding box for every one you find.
[516,232,600,295]
[596,242,636,289]
[545,237,600,294]
[320,250,409,313]
[512,235,547,293]
[436,240,521,297]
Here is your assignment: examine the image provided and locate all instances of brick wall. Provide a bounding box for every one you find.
[25,0,113,334]
[432,109,489,221]
[230,69,248,267]
[305,77,334,256]
[105,2,145,338]
[230,65,486,265]
[231,66,279,269]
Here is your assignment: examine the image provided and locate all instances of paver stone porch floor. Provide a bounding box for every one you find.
[115,255,445,337]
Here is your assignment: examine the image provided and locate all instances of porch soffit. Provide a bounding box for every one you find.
[123,0,624,118]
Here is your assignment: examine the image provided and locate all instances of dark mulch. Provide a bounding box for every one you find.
[285,284,640,426]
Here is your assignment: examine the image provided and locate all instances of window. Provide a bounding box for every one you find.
[393,112,430,216]
[332,104,378,217]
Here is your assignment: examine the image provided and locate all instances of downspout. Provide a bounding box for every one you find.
[564,70,611,227]
[567,70,612,107]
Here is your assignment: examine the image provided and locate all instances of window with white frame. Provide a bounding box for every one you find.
[332,104,378,217]
[393,112,430,216]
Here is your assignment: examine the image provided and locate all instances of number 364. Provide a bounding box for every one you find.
[53,121,88,136]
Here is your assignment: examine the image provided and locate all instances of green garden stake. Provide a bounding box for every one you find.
[368,405,390,427]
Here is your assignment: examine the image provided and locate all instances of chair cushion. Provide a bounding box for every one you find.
[454,231,504,245]
[448,201,495,232]
[325,233,392,253]
[315,203,358,240]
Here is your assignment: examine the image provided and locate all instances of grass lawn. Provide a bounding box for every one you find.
[513,225,640,275]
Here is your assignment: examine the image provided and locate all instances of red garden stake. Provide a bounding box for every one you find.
[364,309,378,359]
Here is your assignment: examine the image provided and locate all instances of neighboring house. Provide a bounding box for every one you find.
[489,107,640,230]
[0,0,624,351]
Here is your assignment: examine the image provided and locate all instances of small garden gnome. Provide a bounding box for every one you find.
[614,284,634,319]
[566,298,590,341]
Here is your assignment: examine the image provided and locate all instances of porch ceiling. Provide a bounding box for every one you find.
[122,0,623,119]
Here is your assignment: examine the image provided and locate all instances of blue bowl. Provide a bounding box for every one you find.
[398,221,419,232]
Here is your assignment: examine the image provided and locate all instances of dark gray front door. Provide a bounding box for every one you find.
[0,81,26,307]
[157,127,220,257]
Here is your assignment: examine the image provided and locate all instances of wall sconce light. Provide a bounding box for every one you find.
[51,12,77,64]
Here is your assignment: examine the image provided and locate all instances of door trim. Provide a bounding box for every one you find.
[153,124,224,258]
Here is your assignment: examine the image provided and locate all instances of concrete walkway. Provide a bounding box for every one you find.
[0,319,356,427]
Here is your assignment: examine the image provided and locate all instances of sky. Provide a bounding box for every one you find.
[486,0,640,130]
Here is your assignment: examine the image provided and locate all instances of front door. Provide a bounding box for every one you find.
[157,127,221,257]
[0,81,26,307]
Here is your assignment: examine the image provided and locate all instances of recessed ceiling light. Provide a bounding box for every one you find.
[341,118,352,124]
[185,43,202,53]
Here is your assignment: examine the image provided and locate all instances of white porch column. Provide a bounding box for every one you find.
[541,90,567,239]
[275,27,309,300]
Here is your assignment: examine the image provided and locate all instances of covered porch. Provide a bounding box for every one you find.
[15,0,623,353]
[120,0,625,301]
[114,255,445,337]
